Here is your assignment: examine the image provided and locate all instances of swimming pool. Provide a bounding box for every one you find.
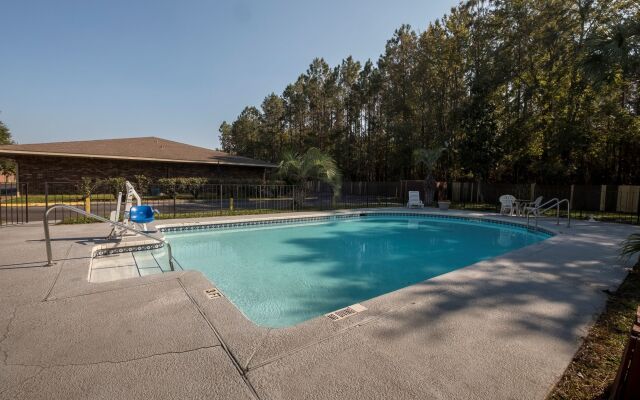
[165,214,551,327]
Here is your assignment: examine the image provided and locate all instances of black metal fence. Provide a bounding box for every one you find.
[0,182,29,226]
[37,180,406,224]
[2,180,639,226]
[41,182,293,223]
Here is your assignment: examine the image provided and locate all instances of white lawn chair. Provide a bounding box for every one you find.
[523,196,543,217]
[499,194,516,215]
[406,191,424,208]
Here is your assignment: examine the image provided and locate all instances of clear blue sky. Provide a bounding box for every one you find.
[1,0,458,149]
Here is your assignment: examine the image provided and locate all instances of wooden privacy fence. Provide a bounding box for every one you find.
[450,182,640,219]
[616,186,640,214]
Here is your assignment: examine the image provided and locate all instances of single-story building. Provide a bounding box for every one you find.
[0,137,275,192]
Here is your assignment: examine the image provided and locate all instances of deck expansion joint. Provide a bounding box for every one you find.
[43,244,73,301]
[177,277,263,400]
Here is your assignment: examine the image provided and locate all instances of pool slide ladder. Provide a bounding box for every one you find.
[43,204,174,271]
[525,198,571,229]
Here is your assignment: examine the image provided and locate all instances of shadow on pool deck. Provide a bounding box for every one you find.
[242,221,637,399]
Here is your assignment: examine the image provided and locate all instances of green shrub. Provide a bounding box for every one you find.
[75,177,99,200]
[132,174,151,195]
[61,216,101,224]
[621,234,640,260]
[157,177,209,199]
[177,177,209,199]
[101,177,126,199]
[157,178,178,198]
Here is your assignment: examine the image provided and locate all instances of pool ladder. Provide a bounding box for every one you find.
[525,198,571,229]
[43,204,174,270]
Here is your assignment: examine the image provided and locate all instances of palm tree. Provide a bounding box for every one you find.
[277,148,342,208]
[412,147,444,206]
[582,18,640,86]
[621,234,640,262]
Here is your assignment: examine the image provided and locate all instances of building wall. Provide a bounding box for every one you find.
[13,155,269,193]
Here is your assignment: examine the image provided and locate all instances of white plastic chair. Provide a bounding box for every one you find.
[406,191,424,208]
[523,196,543,217]
[499,194,516,215]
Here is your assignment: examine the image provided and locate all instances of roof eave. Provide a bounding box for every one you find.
[0,149,277,168]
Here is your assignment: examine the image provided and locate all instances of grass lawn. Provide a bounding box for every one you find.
[450,202,498,211]
[0,193,200,205]
[548,262,640,399]
[0,194,114,204]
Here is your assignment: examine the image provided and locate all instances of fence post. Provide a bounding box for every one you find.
[25,184,29,223]
[0,182,3,226]
[600,185,607,212]
[366,182,369,208]
[569,184,575,214]
[530,183,536,200]
[474,181,478,204]
[636,188,640,225]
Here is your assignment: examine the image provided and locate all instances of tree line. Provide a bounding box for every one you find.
[219,0,640,184]
[0,120,15,176]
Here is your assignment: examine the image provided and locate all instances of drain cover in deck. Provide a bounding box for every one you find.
[325,303,367,321]
[204,288,222,299]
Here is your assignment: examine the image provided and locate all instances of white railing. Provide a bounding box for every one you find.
[43,204,174,270]
[526,198,571,228]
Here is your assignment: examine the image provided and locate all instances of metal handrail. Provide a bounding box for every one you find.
[526,198,571,228]
[535,197,560,210]
[43,204,174,271]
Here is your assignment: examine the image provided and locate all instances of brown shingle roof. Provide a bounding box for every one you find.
[0,137,275,168]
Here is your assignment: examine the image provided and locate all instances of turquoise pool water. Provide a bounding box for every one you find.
[166,216,550,328]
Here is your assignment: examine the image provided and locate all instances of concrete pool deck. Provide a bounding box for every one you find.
[0,209,638,399]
